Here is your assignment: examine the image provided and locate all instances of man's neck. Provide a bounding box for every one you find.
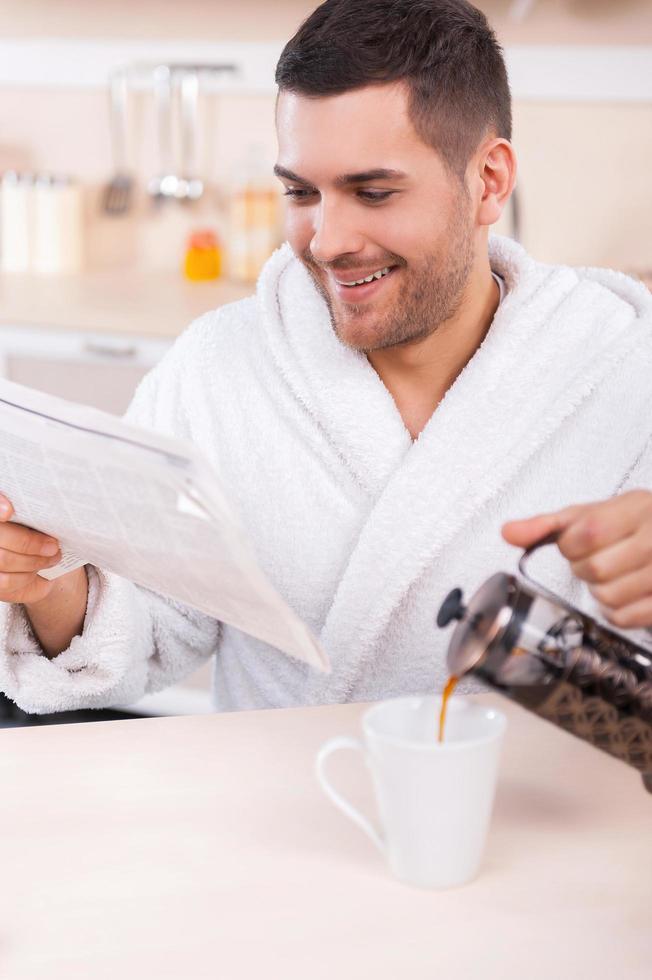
[367,258,500,441]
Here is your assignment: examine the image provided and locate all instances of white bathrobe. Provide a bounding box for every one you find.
[1,235,651,714]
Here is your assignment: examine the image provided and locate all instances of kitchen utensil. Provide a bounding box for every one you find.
[176,70,204,202]
[0,171,32,272]
[228,142,280,282]
[33,174,84,274]
[139,62,236,206]
[437,533,652,792]
[147,64,178,203]
[102,70,133,216]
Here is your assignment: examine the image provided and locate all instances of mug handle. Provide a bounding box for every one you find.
[315,736,385,854]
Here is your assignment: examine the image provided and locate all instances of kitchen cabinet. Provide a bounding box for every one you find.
[0,323,171,414]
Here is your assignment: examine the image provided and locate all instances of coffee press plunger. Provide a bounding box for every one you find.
[437,533,652,792]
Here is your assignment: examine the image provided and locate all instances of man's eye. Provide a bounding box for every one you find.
[357,190,393,202]
[283,188,394,203]
[283,188,316,200]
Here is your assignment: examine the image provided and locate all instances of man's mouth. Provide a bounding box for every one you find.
[335,265,394,286]
[329,264,399,301]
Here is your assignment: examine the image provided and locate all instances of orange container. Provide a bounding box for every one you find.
[184,229,222,281]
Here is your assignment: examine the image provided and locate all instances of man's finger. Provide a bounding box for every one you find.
[589,562,652,608]
[557,491,652,561]
[603,594,652,630]
[0,573,54,606]
[501,504,585,549]
[0,494,14,522]
[571,528,651,584]
[0,548,61,574]
[0,522,59,558]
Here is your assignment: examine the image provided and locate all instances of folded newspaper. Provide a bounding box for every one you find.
[0,378,329,673]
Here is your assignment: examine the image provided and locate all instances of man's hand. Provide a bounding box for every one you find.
[0,494,61,605]
[501,490,652,630]
[0,492,89,657]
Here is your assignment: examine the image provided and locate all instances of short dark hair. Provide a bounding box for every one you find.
[275,0,511,179]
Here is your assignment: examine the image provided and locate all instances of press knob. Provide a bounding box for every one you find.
[437,588,467,628]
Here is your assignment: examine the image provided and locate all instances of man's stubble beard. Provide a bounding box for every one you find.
[301,192,475,354]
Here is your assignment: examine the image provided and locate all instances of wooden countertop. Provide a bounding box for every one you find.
[0,268,253,338]
[0,264,646,343]
[0,693,649,978]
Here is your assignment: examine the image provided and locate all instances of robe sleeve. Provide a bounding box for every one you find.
[0,315,222,715]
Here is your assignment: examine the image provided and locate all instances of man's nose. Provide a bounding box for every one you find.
[310,200,365,264]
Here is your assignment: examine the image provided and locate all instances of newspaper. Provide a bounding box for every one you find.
[0,378,329,673]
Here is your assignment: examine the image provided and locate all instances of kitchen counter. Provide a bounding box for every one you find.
[1,265,648,342]
[0,268,252,338]
[0,693,649,979]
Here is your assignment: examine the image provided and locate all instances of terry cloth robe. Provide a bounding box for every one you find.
[0,235,651,714]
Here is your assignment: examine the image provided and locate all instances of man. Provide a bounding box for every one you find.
[0,0,650,714]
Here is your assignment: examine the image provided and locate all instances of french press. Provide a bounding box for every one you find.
[437,533,652,792]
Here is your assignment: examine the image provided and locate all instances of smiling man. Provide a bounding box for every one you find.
[0,0,651,716]
[272,76,509,439]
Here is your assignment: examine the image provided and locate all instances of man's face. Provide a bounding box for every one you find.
[275,82,476,353]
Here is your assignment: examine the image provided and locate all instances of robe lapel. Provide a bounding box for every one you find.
[257,246,411,501]
[307,238,648,701]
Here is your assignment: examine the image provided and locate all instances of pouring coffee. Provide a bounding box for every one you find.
[437,533,652,792]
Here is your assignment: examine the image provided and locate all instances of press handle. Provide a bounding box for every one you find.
[518,530,561,584]
[517,529,580,617]
[518,530,560,575]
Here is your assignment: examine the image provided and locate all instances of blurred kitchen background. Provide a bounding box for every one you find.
[0,0,650,726]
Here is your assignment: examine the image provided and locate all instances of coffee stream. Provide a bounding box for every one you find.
[438,675,459,742]
[438,648,527,742]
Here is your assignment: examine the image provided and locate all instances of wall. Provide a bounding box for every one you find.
[508,102,652,270]
[0,0,650,274]
[1,0,651,44]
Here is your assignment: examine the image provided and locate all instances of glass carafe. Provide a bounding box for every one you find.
[437,533,652,792]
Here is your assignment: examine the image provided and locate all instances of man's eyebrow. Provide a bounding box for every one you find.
[334,168,408,186]
[273,165,311,184]
[273,165,408,186]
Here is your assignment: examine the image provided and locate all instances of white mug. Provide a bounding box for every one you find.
[316,695,507,889]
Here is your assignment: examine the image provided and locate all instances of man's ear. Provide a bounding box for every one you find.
[474,138,518,228]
